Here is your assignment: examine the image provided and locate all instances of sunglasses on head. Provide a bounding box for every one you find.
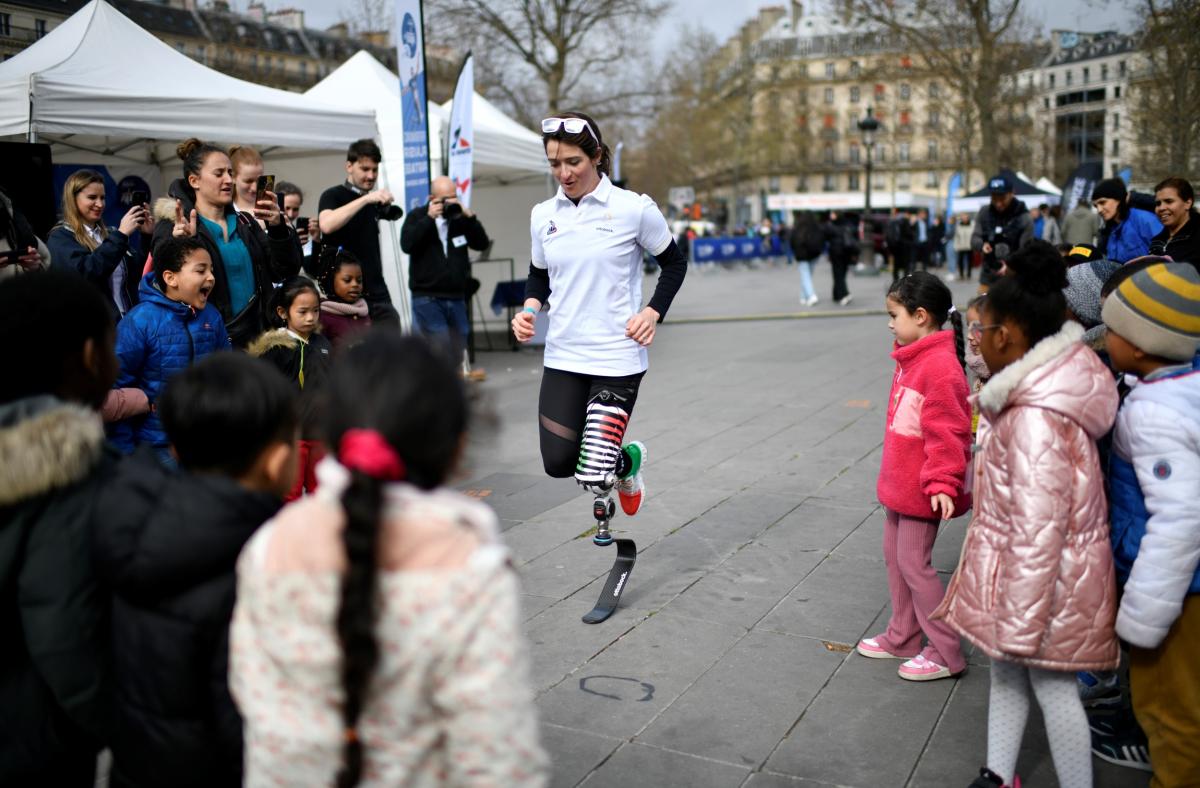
[541,117,599,145]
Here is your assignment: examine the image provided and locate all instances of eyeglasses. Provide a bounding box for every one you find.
[541,117,599,145]
[969,322,1002,339]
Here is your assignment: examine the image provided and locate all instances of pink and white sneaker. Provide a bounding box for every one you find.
[856,636,908,659]
[898,654,956,681]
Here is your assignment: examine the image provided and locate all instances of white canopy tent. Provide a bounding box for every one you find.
[304,52,550,332]
[0,0,377,168]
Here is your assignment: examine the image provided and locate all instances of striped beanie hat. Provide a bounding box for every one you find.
[1101,262,1200,361]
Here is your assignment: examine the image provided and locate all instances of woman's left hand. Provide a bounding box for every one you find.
[625,306,660,347]
[256,191,282,225]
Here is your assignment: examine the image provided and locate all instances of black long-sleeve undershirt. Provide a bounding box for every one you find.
[523,239,688,322]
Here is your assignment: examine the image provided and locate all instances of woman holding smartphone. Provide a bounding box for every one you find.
[511,111,686,517]
[151,138,301,347]
[48,169,152,321]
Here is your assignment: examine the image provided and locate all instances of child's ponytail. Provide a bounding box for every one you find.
[949,306,966,373]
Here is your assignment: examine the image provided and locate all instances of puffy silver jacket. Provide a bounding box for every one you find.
[933,323,1121,671]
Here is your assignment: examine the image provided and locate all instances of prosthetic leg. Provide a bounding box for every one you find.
[576,397,637,624]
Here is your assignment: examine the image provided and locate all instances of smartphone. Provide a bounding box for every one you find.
[0,249,20,266]
[296,217,310,232]
[130,189,150,206]
[277,192,287,211]
[256,174,275,201]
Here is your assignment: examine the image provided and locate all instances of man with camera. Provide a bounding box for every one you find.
[400,175,490,368]
[318,139,403,324]
[970,173,1033,293]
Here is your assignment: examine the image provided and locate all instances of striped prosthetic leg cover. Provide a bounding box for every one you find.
[575,401,630,492]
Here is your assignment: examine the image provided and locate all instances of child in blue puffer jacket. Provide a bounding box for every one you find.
[111,236,230,461]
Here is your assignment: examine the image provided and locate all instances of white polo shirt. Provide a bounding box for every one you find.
[530,175,672,376]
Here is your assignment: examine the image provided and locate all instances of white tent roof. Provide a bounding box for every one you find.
[306,51,545,181]
[0,0,376,152]
[1036,177,1063,196]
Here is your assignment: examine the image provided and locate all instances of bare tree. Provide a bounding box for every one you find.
[339,0,393,35]
[425,0,669,127]
[1129,0,1200,179]
[835,0,1039,180]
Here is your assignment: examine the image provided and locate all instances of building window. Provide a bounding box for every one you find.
[1114,86,1121,98]
[928,109,940,127]
[899,110,911,127]
[796,114,808,128]
[1101,63,1109,81]
[34,18,47,38]
[848,172,861,190]
[1049,73,1055,89]
[823,173,836,191]
[300,60,307,77]
[1044,97,1050,109]
[1113,138,1120,156]
[251,53,258,70]
[850,144,861,163]
[795,176,807,192]
[899,142,911,162]
[927,141,938,161]
[900,83,911,100]
[897,172,911,190]
[929,81,940,98]
[824,88,834,104]
[850,86,860,103]
[823,144,834,163]
[825,62,835,78]
[1113,112,1119,130]
[798,89,808,105]
[769,176,781,193]
[849,60,861,77]
[875,83,885,99]
[1119,60,1127,77]
[823,113,835,128]
[0,14,10,36]
[1083,67,1090,84]
[926,171,940,187]
[900,55,912,69]
[876,145,887,162]
[1066,70,1073,86]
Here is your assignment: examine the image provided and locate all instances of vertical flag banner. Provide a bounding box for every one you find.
[446,52,474,208]
[396,0,430,211]
[612,141,624,183]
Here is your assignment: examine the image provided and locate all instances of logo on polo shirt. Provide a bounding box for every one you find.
[547,220,557,236]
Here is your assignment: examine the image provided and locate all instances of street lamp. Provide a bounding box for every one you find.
[857,106,880,216]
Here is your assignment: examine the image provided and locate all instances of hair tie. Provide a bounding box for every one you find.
[339,429,406,480]
[948,305,958,316]
[344,727,359,744]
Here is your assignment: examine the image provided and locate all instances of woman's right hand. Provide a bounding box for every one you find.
[172,199,197,238]
[511,309,536,343]
[118,204,146,236]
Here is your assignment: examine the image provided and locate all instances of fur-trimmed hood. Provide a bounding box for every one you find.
[153,196,178,223]
[247,327,300,358]
[0,396,106,506]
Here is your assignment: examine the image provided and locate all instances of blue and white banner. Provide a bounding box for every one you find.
[446,52,474,208]
[692,236,779,263]
[396,0,430,211]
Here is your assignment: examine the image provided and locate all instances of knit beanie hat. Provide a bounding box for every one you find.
[1101,262,1200,361]
[1064,259,1122,327]
[1092,177,1128,203]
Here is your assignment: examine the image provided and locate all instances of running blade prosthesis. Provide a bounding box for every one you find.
[582,483,636,625]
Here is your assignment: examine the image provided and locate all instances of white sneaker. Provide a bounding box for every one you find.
[807,295,820,306]
[838,294,854,306]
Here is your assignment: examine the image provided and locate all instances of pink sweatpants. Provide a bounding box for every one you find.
[879,507,966,673]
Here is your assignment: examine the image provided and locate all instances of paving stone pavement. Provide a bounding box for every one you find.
[460,262,1149,788]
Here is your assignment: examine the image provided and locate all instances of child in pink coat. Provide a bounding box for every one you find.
[859,271,971,682]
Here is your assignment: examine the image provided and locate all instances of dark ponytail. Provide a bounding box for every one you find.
[886,271,963,370]
[335,469,383,788]
[270,276,321,328]
[176,137,226,199]
[949,307,966,372]
[324,333,469,787]
[542,110,610,176]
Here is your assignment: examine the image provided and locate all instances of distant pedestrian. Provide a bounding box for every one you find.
[953,213,974,281]
[1061,199,1100,246]
[1042,203,1063,246]
[789,211,823,305]
[971,173,1033,293]
[935,244,1119,788]
[860,271,970,681]
[825,210,858,305]
[230,334,549,787]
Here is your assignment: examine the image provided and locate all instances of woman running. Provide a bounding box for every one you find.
[511,111,687,516]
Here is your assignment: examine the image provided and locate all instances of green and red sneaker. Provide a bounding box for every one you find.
[616,441,646,516]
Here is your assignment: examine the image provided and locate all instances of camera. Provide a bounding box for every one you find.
[380,204,404,222]
[443,201,463,220]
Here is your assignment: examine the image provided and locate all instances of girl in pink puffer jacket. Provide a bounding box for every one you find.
[933,243,1119,788]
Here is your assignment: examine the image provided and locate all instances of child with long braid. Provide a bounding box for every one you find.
[230,334,547,787]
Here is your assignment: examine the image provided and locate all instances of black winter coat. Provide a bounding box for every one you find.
[0,396,115,786]
[151,180,302,348]
[789,220,824,260]
[94,449,281,788]
[47,225,145,321]
[400,206,490,298]
[1149,212,1200,272]
[247,328,333,439]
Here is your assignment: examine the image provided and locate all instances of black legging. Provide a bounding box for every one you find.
[956,250,972,279]
[537,368,645,478]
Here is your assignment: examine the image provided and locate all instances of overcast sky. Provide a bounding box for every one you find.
[258,0,1134,47]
